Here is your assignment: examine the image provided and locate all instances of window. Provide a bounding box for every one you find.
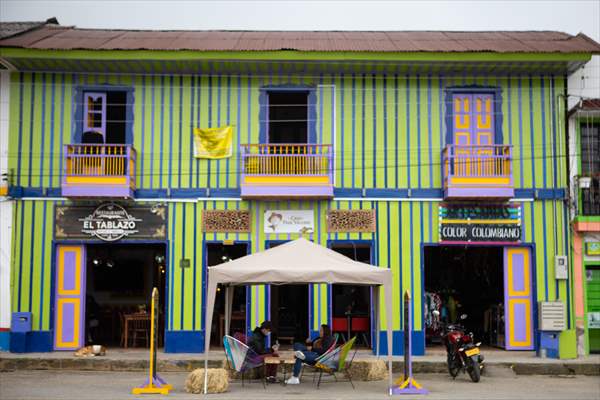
[268,91,309,144]
[80,90,128,144]
[581,122,600,216]
[581,123,600,176]
[451,93,495,146]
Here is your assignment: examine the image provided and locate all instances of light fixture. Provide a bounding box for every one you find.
[155,254,165,264]
[92,258,101,266]
[106,260,115,268]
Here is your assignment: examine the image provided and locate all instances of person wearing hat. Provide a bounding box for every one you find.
[248,321,280,382]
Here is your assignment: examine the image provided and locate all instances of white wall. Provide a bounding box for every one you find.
[0,70,13,331]
[568,55,600,109]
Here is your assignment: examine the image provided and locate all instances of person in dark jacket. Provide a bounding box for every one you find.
[285,324,334,385]
[248,321,279,382]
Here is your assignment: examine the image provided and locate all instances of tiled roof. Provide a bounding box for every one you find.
[0,18,58,40]
[1,25,599,53]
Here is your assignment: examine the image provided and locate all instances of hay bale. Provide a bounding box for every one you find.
[185,368,229,394]
[348,360,388,381]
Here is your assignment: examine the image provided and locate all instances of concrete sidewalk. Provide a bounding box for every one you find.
[2,370,600,400]
[1,347,599,375]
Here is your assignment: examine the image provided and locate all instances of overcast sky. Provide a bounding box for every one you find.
[1,0,599,40]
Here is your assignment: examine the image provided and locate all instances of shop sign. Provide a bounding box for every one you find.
[55,203,167,242]
[264,210,314,234]
[586,242,600,256]
[589,312,600,329]
[439,204,521,243]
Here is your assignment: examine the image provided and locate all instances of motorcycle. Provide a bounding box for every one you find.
[440,313,484,382]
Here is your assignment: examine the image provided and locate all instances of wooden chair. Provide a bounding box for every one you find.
[223,335,265,388]
[313,336,357,389]
[128,314,150,348]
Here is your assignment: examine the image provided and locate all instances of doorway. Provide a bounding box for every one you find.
[206,243,248,347]
[330,242,372,347]
[53,243,167,351]
[423,246,534,351]
[586,265,600,353]
[85,243,166,348]
[270,284,309,346]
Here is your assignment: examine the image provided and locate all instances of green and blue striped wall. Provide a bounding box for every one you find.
[7,71,567,194]
[10,197,570,353]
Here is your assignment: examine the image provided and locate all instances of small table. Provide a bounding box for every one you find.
[263,357,282,384]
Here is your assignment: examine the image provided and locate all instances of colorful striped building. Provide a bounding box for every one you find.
[1,24,599,356]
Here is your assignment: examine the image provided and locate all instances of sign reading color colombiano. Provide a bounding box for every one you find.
[55,203,167,242]
[439,204,521,243]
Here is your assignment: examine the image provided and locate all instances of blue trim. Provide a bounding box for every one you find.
[444,85,503,145]
[27,73,36,186]
[258,84,317,144]
[73,84,134,144]
[373,330,425,355]
[164,330,205,353]
[16,72,24,187]
[9,331,53,353]
[0,331,9,351]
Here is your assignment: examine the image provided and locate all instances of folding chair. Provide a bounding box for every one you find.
[223,335,266,388]
[313,336,357,389]
[299,334,339,381]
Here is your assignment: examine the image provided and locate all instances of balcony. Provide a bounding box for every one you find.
[443,144,514,200]
[62,144,136,198]
[240,144,334,199]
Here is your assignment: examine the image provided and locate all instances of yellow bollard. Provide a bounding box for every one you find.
[132,288,172,395]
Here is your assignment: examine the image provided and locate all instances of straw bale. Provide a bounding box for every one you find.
[348,360,388,381]
[185,368,229,394]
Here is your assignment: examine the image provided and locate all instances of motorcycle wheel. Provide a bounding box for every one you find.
[447,356,460,378]
[467,358,481,383]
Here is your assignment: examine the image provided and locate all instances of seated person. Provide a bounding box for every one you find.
[247,321,279,383]
[285,324,334,385]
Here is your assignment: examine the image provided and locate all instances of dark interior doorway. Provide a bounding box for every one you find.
[268,91,309,144]
[270,284,309,346]
[85,243,166,348]
[424,246,504,348]
[105,91,127,144]
[330,242,372,347]
[206,243,248,347]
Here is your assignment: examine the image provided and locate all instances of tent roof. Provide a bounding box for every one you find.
[208,238,390,286]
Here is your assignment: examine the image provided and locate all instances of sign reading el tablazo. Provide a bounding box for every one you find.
[55,203,167,241]
[439,204,521,243]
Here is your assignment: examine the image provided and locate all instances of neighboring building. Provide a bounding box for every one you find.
[0,18,59,351]
[568,99,600,355]
[0,25,599,355]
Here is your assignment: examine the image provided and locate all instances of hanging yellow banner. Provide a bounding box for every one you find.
[193,126,233,159]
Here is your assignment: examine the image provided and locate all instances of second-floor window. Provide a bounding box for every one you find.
[268,91,309,144]
[452,93,495,146]
[81,90,128,144]
[581,122,599,216]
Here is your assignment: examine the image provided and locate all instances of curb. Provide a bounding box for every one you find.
[1,358,598,376]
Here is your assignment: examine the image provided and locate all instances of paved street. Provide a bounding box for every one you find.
[1,370,599,400]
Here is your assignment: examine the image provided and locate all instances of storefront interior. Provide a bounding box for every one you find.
[206,243,248,347]
[270,284,309,346]
[331,243,372,348]
[424,246,504,349]
[85,243,166,347]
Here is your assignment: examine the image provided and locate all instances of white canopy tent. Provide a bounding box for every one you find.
[203,238,394,394]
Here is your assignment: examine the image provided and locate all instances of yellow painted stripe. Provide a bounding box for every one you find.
[55,298,81,349]
[65,176,128,184]
[244,176,331,184]
[441,219,520,224]
[450,177,511,185]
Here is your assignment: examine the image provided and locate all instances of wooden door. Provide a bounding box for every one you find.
[54,245,86,350]
[504,247,534,350]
